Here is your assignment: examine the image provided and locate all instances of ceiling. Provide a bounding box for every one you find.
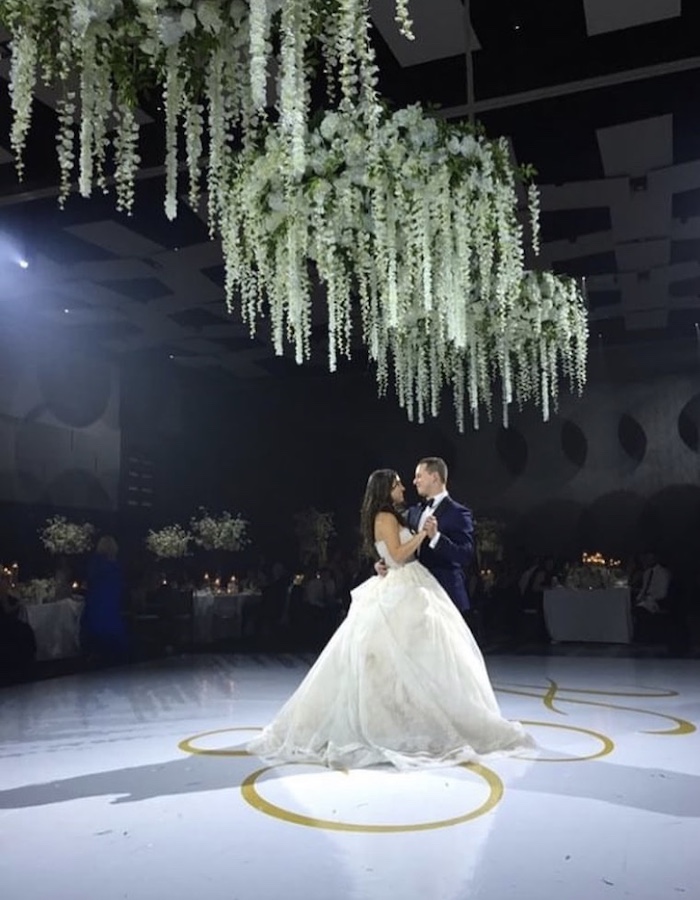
[0,0,699,383]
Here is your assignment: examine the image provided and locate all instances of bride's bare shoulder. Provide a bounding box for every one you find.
[374,511,399,534]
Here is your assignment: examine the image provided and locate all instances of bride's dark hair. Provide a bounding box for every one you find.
[360,469,404,557]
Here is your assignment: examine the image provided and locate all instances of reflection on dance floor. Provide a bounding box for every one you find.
[1,654,698,900]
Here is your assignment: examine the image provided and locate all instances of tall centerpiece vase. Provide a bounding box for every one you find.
[294,508,336,570]
[144,524,192,586]
[38,515,96,599]
[189,509,250,591]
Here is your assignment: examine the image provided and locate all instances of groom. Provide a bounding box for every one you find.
[408,457,475,615]
[377,457,475,615]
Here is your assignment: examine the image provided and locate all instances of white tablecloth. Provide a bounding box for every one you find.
[193,591,261,643]
[21,598,84,660]
[544,587,633,643]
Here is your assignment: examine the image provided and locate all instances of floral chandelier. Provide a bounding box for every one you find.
[0,0,588,430]
[0,0,404,216]
[221,104,587,430]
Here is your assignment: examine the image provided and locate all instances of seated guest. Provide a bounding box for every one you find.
[518,556,556,642]
[0,571,36,672]
[634,551,670,643]
[81,536,129,662]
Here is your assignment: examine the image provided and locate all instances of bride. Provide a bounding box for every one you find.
[247,469,533,769]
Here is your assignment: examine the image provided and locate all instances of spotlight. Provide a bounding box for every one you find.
[18,259,29,269]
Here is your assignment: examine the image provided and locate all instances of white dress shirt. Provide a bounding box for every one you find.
[418,490,449,549]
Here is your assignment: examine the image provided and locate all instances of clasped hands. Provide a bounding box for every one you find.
[423,514,438,540]
[375,516,437,577]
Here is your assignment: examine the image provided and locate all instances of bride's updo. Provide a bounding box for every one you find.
[360,469,404,557]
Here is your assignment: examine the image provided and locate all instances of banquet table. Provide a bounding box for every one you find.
[193,591,261,643]
[20,598,84,661]
[543,587,633,643]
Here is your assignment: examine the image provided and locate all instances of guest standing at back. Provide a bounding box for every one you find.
[81,535,128,662]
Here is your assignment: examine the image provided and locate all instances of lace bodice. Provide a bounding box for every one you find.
[375,527,414,569]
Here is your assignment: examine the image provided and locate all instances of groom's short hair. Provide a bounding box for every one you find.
[418,456,448,484]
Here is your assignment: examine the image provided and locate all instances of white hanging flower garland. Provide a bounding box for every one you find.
[0,0,410,216]
[219,104,588,429]
[0,1,589,429]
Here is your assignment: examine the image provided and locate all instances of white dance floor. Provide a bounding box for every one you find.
[1,653,699,900]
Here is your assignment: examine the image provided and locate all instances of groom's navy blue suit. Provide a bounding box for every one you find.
[407,496,475,612]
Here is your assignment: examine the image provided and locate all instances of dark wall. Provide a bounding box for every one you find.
[0,317,121,573]
[118,340,700,564]
[0,318,120,510]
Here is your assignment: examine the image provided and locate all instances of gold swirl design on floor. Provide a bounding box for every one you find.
[515,721,614,762]
[494,680,697,736]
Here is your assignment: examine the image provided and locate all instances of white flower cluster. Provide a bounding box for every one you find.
[565,564,626,591]
[145,523,192,558]
[39,515,95,555]
[221,105,588,429]
[15,577,58,605]
[0,0,412,217]
[0,2,589,429]
[190,509,249,552]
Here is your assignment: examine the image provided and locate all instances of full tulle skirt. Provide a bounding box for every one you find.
[247,561,533,769]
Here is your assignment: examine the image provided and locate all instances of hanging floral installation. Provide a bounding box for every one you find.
[0,0,588,429]
[0,0,406,216]
[222,104,587,428]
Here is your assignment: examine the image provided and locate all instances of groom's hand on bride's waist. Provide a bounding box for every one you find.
[375,559,389,577]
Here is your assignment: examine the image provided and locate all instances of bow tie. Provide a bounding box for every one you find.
[421,498,435,509]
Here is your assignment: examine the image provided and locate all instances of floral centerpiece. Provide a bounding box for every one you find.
[294,508,335,567]
[565,552,627,590]
[145,523,191,558]
[189,509,249,552]
[15,577,57,604]
[39,515,95,555]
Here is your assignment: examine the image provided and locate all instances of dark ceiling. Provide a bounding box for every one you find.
[0,0,699,382]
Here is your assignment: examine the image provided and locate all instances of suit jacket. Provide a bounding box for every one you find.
[407,496,475,611]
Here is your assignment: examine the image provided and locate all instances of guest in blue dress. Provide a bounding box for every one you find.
[0,571,36,675]
[81,536,128,661]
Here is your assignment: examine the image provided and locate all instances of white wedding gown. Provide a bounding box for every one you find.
[247,528,533,769]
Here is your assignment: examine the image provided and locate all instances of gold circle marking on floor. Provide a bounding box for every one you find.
[517,720,614,762]
[178,727,261,757]
[240,762,503,833]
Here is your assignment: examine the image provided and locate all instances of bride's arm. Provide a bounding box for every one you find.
[375,513,427,565]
